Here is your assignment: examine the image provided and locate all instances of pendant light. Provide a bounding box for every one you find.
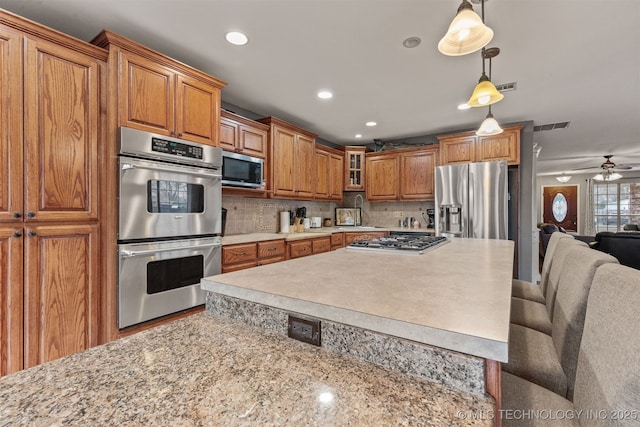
[593,170,622,181]
[468,47,503,107]
[438,0,493,56]
[555,174,572,183]
[476,105,503,136]
[475,47,503,135]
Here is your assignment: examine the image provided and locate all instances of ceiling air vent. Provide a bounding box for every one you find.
[495,82,517,92]
[534,121,571,132]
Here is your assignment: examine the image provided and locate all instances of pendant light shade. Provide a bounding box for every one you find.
[476,110,503,136]
[438,0,493,56]
[467,74,504,107]
[555,174,572,183]
[593,171,622,181]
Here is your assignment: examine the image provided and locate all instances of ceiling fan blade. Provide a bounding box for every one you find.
[571,166,602,171]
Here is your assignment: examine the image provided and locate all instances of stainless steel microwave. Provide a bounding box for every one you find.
[221,151,264,188]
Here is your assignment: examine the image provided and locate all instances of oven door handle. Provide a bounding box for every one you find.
[120,160,221,178]
[120,242,221,258]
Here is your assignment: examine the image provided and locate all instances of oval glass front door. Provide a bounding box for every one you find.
[552,193,568,222]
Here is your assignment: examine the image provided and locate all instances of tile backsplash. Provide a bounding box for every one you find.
[222,193,435,235]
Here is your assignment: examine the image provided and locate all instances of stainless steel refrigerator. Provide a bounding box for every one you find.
[435,160,508,239]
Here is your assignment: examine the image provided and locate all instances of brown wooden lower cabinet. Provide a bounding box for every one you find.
[222,242,258,273]
[311,237,331,254]
[288,239,313,259]
[257,240,286,265]
[0,226,24,376]
[331,232,344,249]
[1,223,100,374]
[23,224,100,369]
[344,231,388,245]
[222,240,286,273]
[288,236,335,259]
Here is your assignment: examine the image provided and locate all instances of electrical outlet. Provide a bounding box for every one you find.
[394,211,404,218]
[288,315,321,346]
[252,211,257,221]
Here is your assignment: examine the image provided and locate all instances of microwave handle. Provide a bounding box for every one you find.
[120,242,221,258]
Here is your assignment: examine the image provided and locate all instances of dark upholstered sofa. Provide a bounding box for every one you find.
[537,223,595,258]
[591,231,640,270]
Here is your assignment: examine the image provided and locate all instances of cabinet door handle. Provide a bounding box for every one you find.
[13,231,22,238]
[28,230,37,237]
[178,133,183,137]
[13,212,22,218]
[27,211,36,218]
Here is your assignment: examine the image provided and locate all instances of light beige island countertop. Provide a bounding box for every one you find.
[203,238,514,363]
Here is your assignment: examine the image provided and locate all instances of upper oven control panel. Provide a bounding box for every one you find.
[151,137,203,160]
[117,126,221,169]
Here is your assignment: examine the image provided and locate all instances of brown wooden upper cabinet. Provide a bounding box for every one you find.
[315,145,344,201]
[344,146,368,191]
[92,30,226,146]
[366,152,399,201]
[257,117,317,200]
[0,11,107,375]
[437,125,521,166]
[366,146,439,202]
[220,110,269,158]
[399,146,439,200]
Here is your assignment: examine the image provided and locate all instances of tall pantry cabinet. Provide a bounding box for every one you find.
[0,11,106,375]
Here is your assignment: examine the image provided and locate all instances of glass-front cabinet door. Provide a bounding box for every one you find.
[344,146,367,191]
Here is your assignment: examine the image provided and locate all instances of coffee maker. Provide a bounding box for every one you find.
[426,209,435,228]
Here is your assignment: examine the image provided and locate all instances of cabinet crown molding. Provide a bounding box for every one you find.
[0,10,108,60]
[221,110,269,131]
[257,116,318,139]
[91,29,226,89]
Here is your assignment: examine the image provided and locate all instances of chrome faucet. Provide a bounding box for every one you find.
[354,194,364,226]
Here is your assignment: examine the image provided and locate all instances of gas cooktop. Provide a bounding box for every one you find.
[346,234,449,255]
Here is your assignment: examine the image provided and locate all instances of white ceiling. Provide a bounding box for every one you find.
[2,0,639,176]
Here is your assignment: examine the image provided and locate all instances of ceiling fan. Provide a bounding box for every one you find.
[572,155,636,172]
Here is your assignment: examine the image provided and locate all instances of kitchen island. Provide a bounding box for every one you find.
[201,238,514,399]
[0,312,494,426]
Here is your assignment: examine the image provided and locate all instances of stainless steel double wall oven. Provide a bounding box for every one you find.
[117,127,223,328]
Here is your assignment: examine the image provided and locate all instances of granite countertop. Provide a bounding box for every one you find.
[203,238,514,362]
[222,227,435,246]
[0,313,493,426]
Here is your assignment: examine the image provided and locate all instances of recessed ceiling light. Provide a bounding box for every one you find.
[458,103,471,110]
[355,134,362,138]
[317,91,333,99]
[225,31,248,46]
[402,37,422,48]
[365,121,377,127]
